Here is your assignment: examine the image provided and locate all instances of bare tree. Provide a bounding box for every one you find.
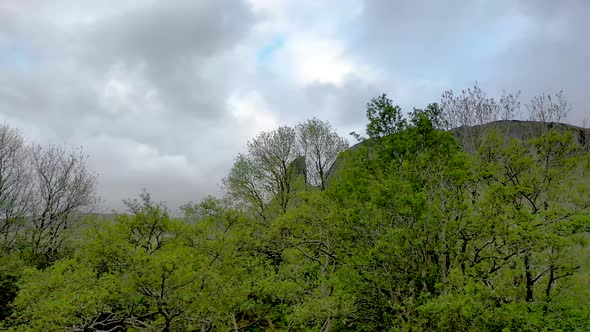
[0,125,32,249]
[297,118,348,190]
[27,144,97,265]
[440,83,521,131]
[440,84,521,149]
[526,91,570,123]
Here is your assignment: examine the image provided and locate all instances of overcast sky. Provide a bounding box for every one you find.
[1,0,588,211]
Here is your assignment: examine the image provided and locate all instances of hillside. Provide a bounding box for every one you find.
[327,120,590,180]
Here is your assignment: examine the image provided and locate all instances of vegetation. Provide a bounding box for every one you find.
[1,86,589,331]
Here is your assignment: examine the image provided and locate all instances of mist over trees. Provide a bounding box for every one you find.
[1,85,590,331]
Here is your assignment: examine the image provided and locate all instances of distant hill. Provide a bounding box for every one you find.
[452,120,590,152]
[327,120,590,181]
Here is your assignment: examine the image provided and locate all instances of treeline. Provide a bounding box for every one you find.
[1,85,589,331]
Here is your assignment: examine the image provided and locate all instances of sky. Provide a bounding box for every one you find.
[1,0,589,211]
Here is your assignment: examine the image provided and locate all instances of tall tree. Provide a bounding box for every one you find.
[26,144,97,267]
[226,126,301,218]
[0,125,31,250]
[297,118,348,190]
[471,128,590,304]
[248,126,301,214]
[352,93,406,140]
[224,153,269,220]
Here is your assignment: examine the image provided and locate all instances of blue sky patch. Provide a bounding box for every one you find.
[256,35,287,64]
[0,41,41,68]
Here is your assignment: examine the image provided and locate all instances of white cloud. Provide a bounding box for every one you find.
[228,91,279,138]
[278,37,354,86]
[246,0,377,88]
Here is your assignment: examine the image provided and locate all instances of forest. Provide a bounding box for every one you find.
[1,86,589,331]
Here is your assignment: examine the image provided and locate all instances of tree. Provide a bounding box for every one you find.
[0,126,98,321]
[26,144,97,267]
[249,126,300,214]
[223,154,269,220]
[0,125,30,322]
[0,125,31,251]
[440,84,521,152]
[440,83,521,130]
[226,126,302,218]
[319,93,590,330]
[268,190,345,330]
[296,118,348,190]
[526,91,570,123]
[5,88,590,331]
[525,91,572,138]
[352,93,406,140]
[328,109,472,330]
[11,193,190,331]
[11,193,279,331]
[470,129,590,304]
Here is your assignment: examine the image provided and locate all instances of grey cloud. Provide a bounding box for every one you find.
[82,0,254,65]
[353,1,503,79]
[0,0,258,211]
[302,78,380,126]
[78,0,256,119]
[487,0,590,124]
[351,0,590,123]
[1,0,589,211]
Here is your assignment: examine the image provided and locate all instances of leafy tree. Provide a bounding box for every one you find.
[328,107,472,329]
[0,252,25,322]
[223,153,269,220]
[0,125,97,322]
[11,193,279,331]
[268,191,344,330]
[13,192,191,330]
[469,129,590,303]
[248,126,300,214]
[296,118,348,190]
[320,96,590,330]
[352,93,406,140]
[225,126,304,220]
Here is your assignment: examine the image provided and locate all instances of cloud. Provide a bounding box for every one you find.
[486,0,590,123]
[227,91,280,137]
[0,0,258,211]
[1,0,588,211]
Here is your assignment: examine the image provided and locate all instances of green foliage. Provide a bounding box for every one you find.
[0,253,25,322]
[352,93,406,140]
[3,102,590,331]
[297,118,349,190]
[8,193,276,330]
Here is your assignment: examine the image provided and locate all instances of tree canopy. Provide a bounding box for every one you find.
[1,86,590,331]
